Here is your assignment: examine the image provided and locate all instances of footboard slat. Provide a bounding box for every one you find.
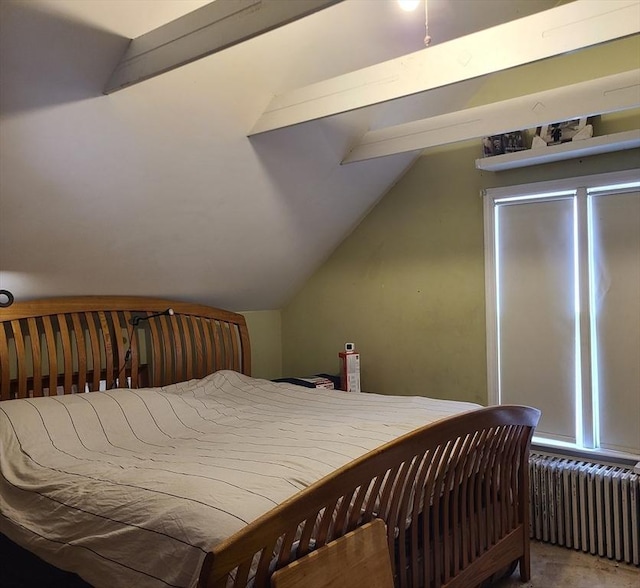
[201,406,540,588]
[490,427,507,545]
[503,426,520,533]
[450,432,476,578]
[410,449,432,585]
[421,442,446,588]
[347,483,369,530]
[388,458,414,586]
[254,537,278,586]
[476,426,498,555]
[232,559,253,588]
[296,513,317,559]
[275,532,296,571]
[396,453,423,588]
[463,433,482,571]
[431,439,456,587]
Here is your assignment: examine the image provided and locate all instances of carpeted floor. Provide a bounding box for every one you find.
[493,540,639,588]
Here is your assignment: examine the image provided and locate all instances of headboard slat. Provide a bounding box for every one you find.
[239,319,251,376]
[0,325,9,400]
[147,318,162,387]
[230,324,240,373]
[71,313,87,394]
[200,321,220,371]
[27,318,43,397]
[111,311,127,389]
[126,314,140,390]
[158,315,173,385]
[57,314,73,394]
[98,312,114,390]
[211,321,226,365]
[198,317,212,379]
[85,313,102,392]
[180,314,193,382]
[11,321,27,399]
[42,316,58,396]
[167,315,184,384]
[221,322,233,370]
[0,296,251,400]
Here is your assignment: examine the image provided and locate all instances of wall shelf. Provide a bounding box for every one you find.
[476,129,640,172]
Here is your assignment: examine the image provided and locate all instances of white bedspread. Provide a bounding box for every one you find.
[0,370,479,588]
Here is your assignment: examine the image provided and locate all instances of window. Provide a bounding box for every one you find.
[484,169,640,459]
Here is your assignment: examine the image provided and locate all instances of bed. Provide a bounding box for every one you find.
[0,296,540,588]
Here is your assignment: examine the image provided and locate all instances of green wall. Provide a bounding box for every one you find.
[242,310,282,380]
[281,127,639,405]
[280,36,640,403]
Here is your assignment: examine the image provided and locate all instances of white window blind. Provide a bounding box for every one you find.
[484,170,640,460]
[497,197,577,443]
[590,189,640,455]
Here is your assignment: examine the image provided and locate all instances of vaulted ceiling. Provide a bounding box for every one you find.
[0,0,601,310]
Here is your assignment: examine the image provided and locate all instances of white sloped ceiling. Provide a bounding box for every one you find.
[0,0,557,310]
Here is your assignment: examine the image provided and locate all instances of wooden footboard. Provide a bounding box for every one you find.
[199,405,540,588]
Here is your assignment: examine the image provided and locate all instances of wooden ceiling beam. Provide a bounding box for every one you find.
[104,0,344,94]
[341,70,640,163]
[249,0,640,135]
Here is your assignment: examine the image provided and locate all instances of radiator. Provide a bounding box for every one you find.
[528,453,640,566]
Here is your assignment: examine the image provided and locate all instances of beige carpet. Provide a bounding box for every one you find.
[493,540,639,588]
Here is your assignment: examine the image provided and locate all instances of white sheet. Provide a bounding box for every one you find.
[0,370,479,588]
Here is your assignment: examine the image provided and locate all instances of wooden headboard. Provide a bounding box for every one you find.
[0,296,251,401]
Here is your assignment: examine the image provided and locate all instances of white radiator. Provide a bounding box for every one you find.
[529,453,640,566]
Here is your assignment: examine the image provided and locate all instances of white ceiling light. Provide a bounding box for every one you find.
[398,0,420,12]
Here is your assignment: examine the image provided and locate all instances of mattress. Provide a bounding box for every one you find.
[0,370,479,588]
